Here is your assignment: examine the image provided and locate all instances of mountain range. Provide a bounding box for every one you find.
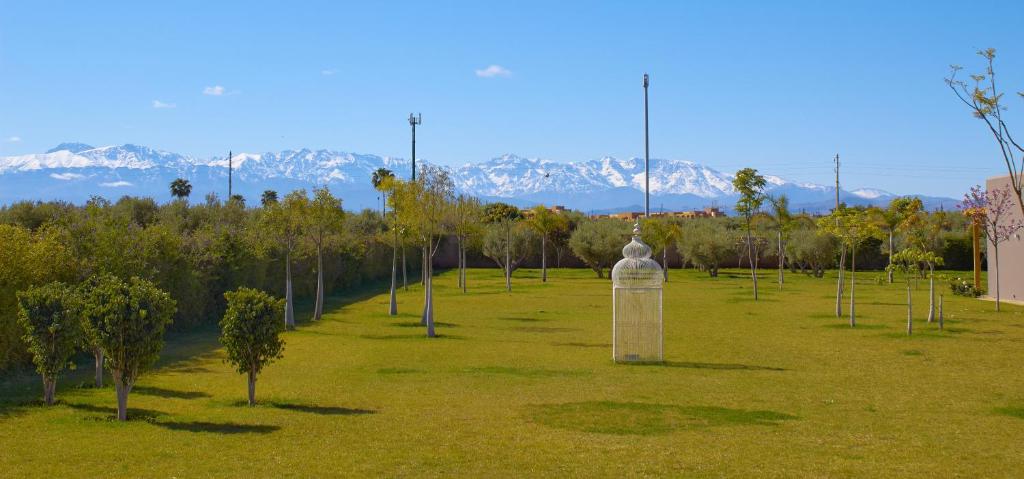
[0,143,958,213]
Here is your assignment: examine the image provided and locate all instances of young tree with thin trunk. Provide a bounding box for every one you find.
[81,275,175,421]
[947,49,1024,217]
[732,168,767,300]
[16,282,81,405]
[304,187,345,322]
[640,217,681,282]
[909,211,949,322]
[483,202,523,292]
[220,288,285,406]
[452,195,483,292]
[959,184,1023,311]
[768,195,793,288]
[525,205,568,283]
[482,221,534,288]
[889,249,938,336]
[262,191,306,329]
[877,197,923,283]
[819,208,879,327]
[392,166,454,337]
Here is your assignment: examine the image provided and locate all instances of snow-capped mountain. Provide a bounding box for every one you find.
[0,143,957,213]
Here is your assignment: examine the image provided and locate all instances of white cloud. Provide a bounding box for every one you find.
[50,172,86,181]
[152,100,176,109]
[321,69,337,76]
[100,181,133,187]
[6,136,21,142]
[203,85,226,96]
[475,65,511,78]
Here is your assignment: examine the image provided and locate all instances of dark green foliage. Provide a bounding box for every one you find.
[220,288,285,405]
[483,202,522,223]
[16,282,81,404]
[568,219,629,278]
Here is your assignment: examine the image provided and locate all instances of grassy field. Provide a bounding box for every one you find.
[1,267,1023,477]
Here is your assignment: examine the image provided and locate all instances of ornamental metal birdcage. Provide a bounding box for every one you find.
[611,222,664,363]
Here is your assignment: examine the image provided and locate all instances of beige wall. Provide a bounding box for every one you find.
[985,176,1024,302]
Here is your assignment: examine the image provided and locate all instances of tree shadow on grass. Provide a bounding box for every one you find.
[157,421,279,434]
[461,366,590,378]
[66,402,165,422]
[133,385,211,400]
[505,326,580,333]
[625,361,787,371]
[389,321,458,328]
[552,342,609,348]
[527,401,797,435]
[360,333,464,340]
[498,317,549,322]
[823,323,887,330]
[994,406,1024,419]
[268,402,376,416]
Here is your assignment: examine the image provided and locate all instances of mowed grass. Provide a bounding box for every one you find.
[1,267,1023,477]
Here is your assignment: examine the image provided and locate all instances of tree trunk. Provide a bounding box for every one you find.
[42,377,56,405]
[425,246,436,338]
[93,348,103,388]
[457,236,464,289]
[541,235,547,283]
[663,248,669,282]
[461,241,467,293]
[421,244,430,326]
[939,294,944,331]
[505,227,512,292]
[746,223,758,300]
[402,247,408,291]
[995,243,1001,312]
[836,244,846,317]
[849,246,856,327]
[389,243,398,316]
[285,251,295,330]
[887,231,894,283]
[247,368,257,406]
[927,263,935,323]
[314,243,324,321]
[906,285,913,336]
[113,372,130,421]
[778,230,784,288]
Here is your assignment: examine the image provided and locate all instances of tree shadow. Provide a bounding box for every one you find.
[505,326,580,333]
[994,406,1024,419]
[268,402,376,416]
[133,385,211,400]
[156,421,280,434]
[551,342,610,348]
[498,317,549,323]
[527,401,797,435]
[359,333,464,340]
[66,402,165,422]
[625,361,787,371]
[389,321,458,328]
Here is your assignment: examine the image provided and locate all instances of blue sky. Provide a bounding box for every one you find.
[1,0,1022,197]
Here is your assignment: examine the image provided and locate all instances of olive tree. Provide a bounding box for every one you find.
[677,219,734,277]
[81,275,175,421]
[482,221,535,289]
[569,219,628,278]
[220,288,285,406]
[16,282,81,405]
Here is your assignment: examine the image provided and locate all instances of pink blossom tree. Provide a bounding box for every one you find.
[959,185,1023,311]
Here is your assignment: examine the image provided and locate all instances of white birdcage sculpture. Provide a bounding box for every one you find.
[611,222,664,363]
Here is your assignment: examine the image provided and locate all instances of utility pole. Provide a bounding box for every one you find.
[228,150,233,198]
[409,113,421,181]
[643,73,650,218]
[833,153,840,211]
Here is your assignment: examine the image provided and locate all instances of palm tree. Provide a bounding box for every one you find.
[261,190,278,207]
[170,178,192,201]
[372,168,398,315]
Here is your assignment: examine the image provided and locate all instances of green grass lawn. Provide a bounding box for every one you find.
[2,267,1023,477]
